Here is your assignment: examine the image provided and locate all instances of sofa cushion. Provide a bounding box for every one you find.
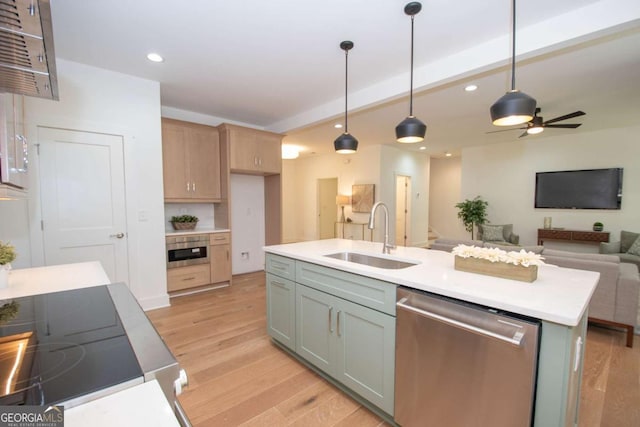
[621,230,640,253]
[542,248,620,263]
[627,235,640,256]
[618,253,640,269]
[482,225,505,241]
[478,224,513,242]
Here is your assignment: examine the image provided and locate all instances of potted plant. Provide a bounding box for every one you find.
[0,241,16,289]
[593,221,604,232]
[455,196,489,240]
[170,215,199,231]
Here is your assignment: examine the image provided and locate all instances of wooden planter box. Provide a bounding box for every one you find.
[171,222,197,231]
[454,256,537,283]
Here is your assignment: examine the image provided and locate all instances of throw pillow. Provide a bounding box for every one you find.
[621,230,640,253]
[482,225,505,242]
[627,236,640,256]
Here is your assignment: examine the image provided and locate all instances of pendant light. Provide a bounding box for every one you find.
[334,41,358,154]
[490,0,537,126]
[395,2,426,143]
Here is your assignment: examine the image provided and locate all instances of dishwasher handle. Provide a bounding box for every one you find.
[397,297,525,347]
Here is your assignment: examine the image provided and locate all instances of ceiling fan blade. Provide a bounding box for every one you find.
[518,131,529,138]
[544,111,586,124]
[486,127,527,134]
[545,123,582,129]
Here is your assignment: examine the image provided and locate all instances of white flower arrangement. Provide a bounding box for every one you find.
[452,244,544,268]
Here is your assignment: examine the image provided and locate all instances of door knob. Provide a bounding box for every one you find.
[110,232,125,239]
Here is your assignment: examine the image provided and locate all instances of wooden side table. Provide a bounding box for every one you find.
[537,229,610,246]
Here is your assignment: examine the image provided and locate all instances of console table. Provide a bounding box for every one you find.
[537,229,610,246]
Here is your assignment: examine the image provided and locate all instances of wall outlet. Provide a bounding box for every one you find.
[241,251,249,260]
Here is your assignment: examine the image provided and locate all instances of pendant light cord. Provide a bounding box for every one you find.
[344,48,349,132]
[510,0,516,91]
[409,14,415,116]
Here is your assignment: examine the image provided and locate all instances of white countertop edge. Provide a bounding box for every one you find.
[165,228,230,237]
[265,239,599,327]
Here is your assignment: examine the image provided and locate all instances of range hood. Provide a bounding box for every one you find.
[0,0,58,100]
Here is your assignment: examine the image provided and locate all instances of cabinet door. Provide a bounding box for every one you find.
[257,133,282,174]
[167,264,211,292]
[210,244,231,283]
[161,121,190,199]
[334,298,396,415]
[187,126,221,200]
[229,128,259,172]
[296,284,335,373]
[266,273,296,351]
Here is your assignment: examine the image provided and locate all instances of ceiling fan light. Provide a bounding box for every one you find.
[334,132,358,153]
[396,116,426,143]
[490,90,537,126]
[527,126,544,135]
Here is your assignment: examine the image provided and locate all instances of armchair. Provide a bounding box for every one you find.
[477,224,519,245]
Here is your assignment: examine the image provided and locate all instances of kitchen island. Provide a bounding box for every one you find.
[264,239,599,427]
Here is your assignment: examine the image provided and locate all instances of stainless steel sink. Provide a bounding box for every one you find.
[324,252,418,269]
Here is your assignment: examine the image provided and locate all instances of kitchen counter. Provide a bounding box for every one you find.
[264,239,599,326]
[1,261,110,300]
[165,227,230,237]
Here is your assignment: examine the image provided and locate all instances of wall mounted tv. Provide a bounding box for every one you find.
[535,168,623,209]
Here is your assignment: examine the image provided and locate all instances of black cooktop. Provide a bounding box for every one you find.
[0,286,143,406]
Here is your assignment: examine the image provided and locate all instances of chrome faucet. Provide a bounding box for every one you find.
[368,201,396,254]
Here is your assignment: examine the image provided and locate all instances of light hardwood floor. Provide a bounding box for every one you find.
[148,272,640,427]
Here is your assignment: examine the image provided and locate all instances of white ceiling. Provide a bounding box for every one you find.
[50,0,640,157]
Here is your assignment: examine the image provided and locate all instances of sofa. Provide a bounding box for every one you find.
[432,238,640,347]
[599,230,640,269]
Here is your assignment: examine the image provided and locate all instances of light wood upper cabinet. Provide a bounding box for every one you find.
[220,123,283,175]
[162,118,221,202]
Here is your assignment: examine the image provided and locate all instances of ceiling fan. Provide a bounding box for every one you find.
[487,108,586,138]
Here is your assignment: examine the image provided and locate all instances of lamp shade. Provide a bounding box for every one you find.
[490,91,537,127]
[334,132,358,154]
[395,116,427,143]
[336,195,350,206]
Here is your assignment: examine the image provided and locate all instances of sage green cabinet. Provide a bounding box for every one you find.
[266,273,296,351]
[296,283,396,415]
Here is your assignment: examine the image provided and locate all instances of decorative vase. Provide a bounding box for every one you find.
[454,256,537,283]
[543,217,552,229]
[0,266,9,289]
[593,223,603,232]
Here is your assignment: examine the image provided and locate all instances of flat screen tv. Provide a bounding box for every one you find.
[535,168,623,209]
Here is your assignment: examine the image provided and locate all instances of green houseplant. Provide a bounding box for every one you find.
[593,221,604,232]
[455,196,489,240]
[170,215,199,231]
[0,241,16,289]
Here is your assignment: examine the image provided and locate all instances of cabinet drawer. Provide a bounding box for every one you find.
[210,232,230,245]
[296,261,397,316]
[167,264,210,291]
[571,231,609,242]
[266,253,296,281]
[538,229,571,240]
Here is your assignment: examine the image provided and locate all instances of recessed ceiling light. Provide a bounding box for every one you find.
[445,152,452,157]
[334,123,343,129]
[419,146,427,150]
[146,53,164,63]
[464,84,478,92]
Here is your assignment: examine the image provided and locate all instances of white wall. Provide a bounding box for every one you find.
[429,156,468,239]
[230,174,265,273]
[12,59,169,310]
[0,199,31,269]
[461,125,640,248]
[378,145,430,247]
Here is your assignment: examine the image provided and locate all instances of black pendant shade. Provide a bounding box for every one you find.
[396,116,427,143]
[396,2,426,143]
[334,132,358,153]
[490,0,536,126]
[334,40,358,154]
[490,90,537,126]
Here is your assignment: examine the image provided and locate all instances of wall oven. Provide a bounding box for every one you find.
[166,235,210,269]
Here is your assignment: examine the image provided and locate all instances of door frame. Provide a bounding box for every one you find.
[317,177,338,240]
[395,173,412,247]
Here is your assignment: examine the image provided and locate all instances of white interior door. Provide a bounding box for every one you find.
[318,178,337,239]
[38,127,129,284]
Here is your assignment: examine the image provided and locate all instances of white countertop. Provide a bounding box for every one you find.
[165,227,230,237]
[65,380,180,427]
[1,261,111,300]
[265,239,599,326]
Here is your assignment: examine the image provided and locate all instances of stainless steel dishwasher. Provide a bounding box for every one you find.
[395,287,541,427]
